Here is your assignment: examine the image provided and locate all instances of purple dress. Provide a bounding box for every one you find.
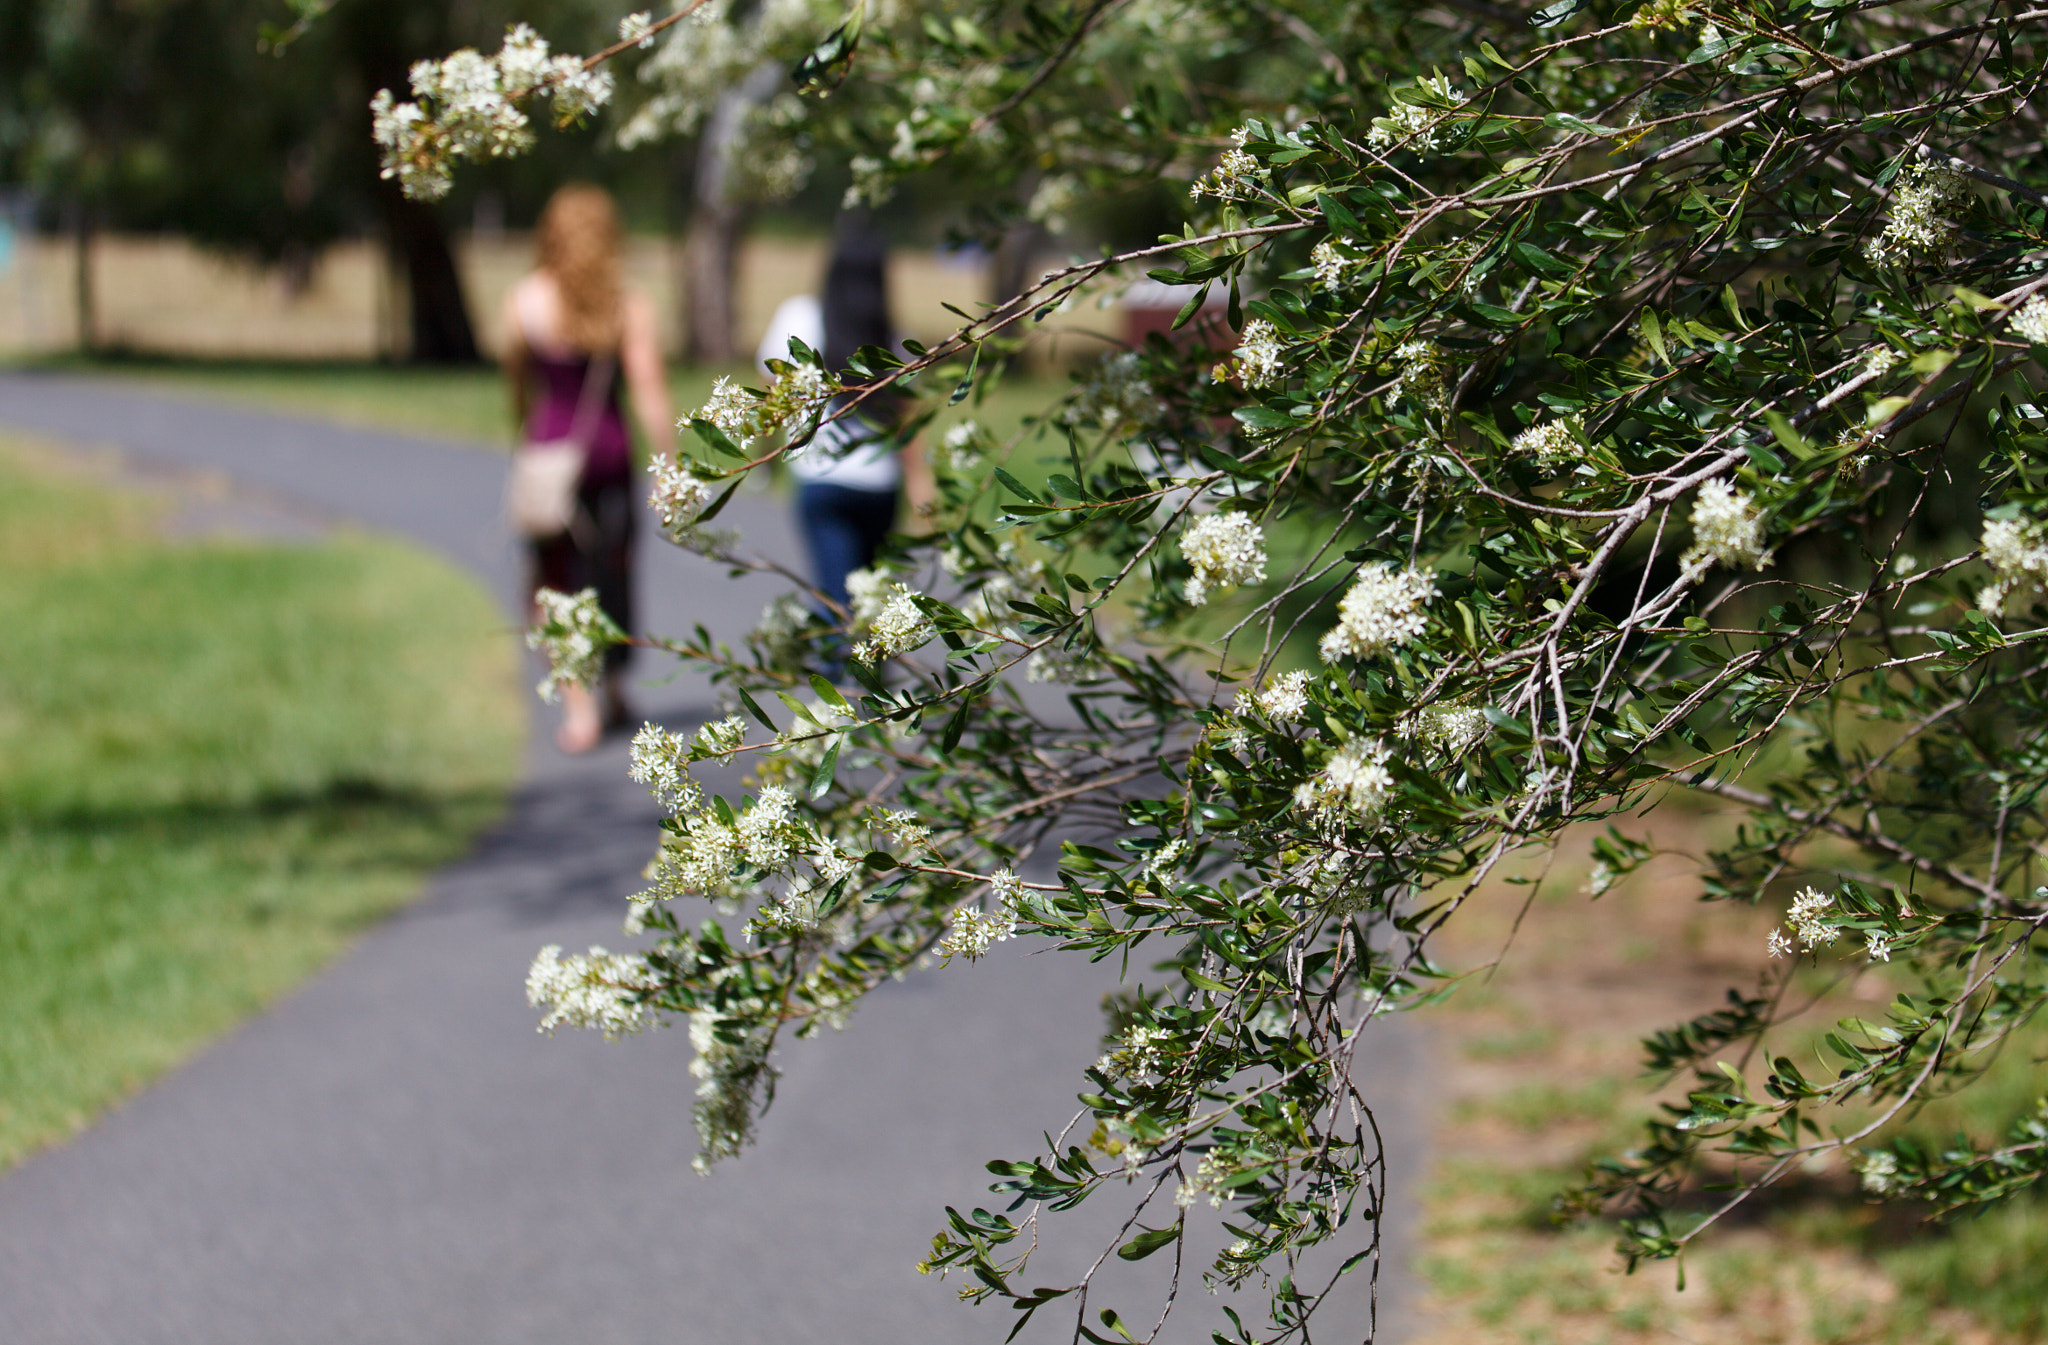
[524,350,635,668]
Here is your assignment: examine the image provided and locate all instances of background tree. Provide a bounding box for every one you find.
[391,1,2048,1340]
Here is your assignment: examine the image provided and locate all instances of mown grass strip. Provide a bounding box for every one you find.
[0,437,525,1168]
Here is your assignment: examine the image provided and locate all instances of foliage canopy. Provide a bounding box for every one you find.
[397,1,2048,1339]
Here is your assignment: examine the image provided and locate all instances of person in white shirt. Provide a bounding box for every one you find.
[756,214,932,616]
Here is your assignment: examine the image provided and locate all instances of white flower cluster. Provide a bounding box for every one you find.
[527,586,618,702]
[628,723,699,813]
[1976,516,2048,615]
[1312,239,1366,293]
[1400,703,1489,758]
[845,566,898,626]
[1180,513,1268,605]
[647,454,723,549]
[1510,416,1584,469]
[1174,1152,1234,1209]
[1858,1149,1902,1196]
[1191,125,1262,201]
[1096,1023,1170,1080]
[1391,339,1450,413]
[526,944,659,1038]
[2012,297,2048,346]
[1366,75,1463,154]
[1768,885,1841,957]
[1680,479,1772,579]
[1319,564,1438,662]
[1865,161,1971,265]
[616,0,814,148]
[689,1010,775,1173]
[371,25,614,201]
[1065,351,1167,431]
[1233,319,1286,390]
[1142,838,1188,889]
[763,361,833,427]
[852,585,936,665]
[694,376,763,445]
[936,906,1015,962]
[695,714,748,757]
[940,421,984,472]
[617,11,656,48]
[1253,669,1312,723]
[1295,738,1395,824]
[641,782,821,908]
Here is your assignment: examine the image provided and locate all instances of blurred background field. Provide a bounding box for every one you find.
[0,230,1120,366]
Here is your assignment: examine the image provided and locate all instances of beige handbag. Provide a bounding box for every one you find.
[507,353,615,539]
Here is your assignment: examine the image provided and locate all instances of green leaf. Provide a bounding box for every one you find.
[993,468,1044,504]
[810,674,852,712]
[1116,1224,1181,1261]
[808,735,843,799]
[1639,309,1669,365]
[1763,410,1813,461]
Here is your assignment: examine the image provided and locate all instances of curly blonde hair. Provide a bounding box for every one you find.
[536,184,622,353]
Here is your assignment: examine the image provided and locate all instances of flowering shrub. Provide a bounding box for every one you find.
[403,2,2048,1340]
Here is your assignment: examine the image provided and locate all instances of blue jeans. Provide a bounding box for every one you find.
[796,482,899,612]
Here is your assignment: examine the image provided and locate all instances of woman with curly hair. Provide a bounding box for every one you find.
[503,184,672,753]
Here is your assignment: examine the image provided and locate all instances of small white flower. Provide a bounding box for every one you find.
[1400,703,1490,757]
[693,376,761,442]
[1253,670,1312,723]
[851,585,936,665]
[1391,340,1449,413]
[647,455,720,546]
[628,723,698,812]
[527,944,659,1038]
[1296,738,1395,824]
[936,905,1015,962]
[1786,885,1841,951]
[618,11,656,48]
[526,586,618,702]
[1767,927,1795,959]
[1312,240,1365,293]
[1865,161,1971,265]
[1192,124,1264,200]
[1858,1149,1901,1195]
[1181,513,1268,605]
[2012,297,2048,345]
[940,420,983,471]
[1865,929,1893,962]
[1319,564,1438,662]
[1680,479,1772,578]
[1976,515,2048,615]
[1234,319,1286,389]
[1511,416,1584,469]
[1096,1023,1170,1080]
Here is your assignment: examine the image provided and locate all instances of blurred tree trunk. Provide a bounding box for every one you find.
[680,62,780,363]
[378,182,480,365]
[70,200,97,356]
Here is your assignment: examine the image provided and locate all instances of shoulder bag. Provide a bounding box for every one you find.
[507,351,615,540]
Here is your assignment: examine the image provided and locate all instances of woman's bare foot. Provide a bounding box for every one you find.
[556,683,603,754]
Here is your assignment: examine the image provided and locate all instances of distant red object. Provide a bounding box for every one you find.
[1121,279,1233,353]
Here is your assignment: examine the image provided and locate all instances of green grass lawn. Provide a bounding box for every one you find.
[0,435,526,1168]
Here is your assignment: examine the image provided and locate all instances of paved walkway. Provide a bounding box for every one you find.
[0,371,1429,1344]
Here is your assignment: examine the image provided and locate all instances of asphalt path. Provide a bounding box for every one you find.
[0,370,1432,1345]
